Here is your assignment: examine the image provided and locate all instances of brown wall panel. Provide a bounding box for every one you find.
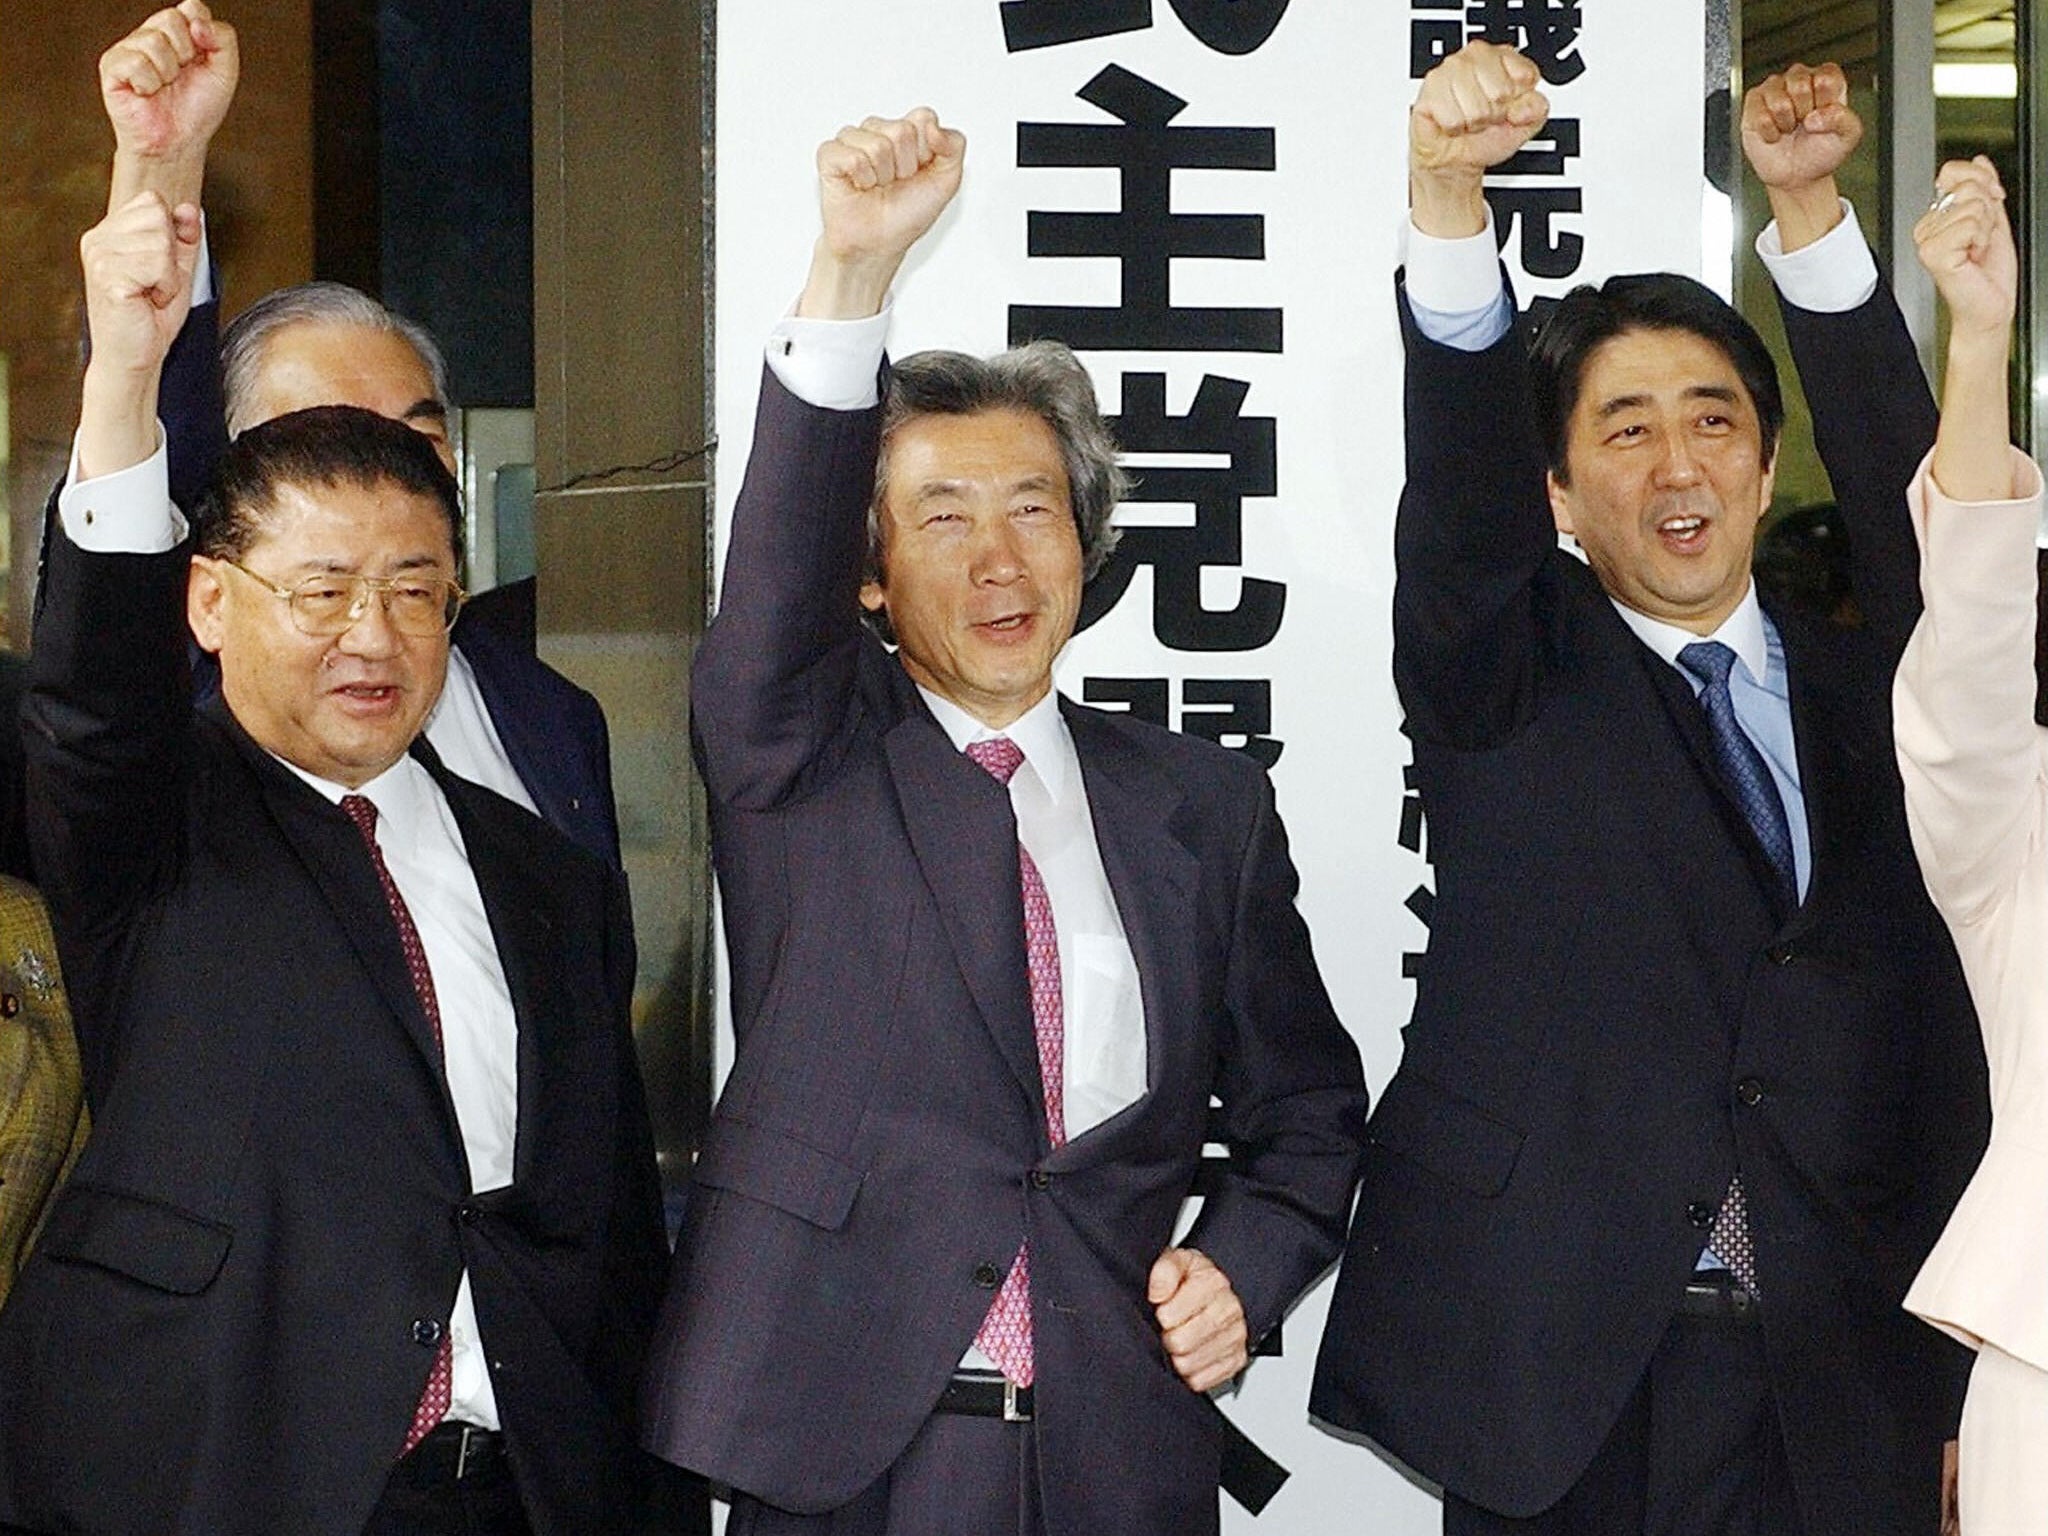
[0,0,313,643]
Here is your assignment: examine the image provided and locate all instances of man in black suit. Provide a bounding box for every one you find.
[70,1,620,869]
[638,110,1369,1534]
[1309,43,1984,1536]
[0,173,666,1535]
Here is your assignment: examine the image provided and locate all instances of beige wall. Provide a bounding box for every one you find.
[533,0,711,1173]
[0,0,314,645]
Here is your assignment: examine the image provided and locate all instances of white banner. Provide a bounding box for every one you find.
[712,4,1706,1530]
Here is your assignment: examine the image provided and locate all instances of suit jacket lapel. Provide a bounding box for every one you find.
[208,701,456,1089]
[882,707,1047,1125]
[1628,627,1800,926]
[452,622,572,831]
[424,746,557,1185]
[1056,701,1199,1161]
[1773,614,1880,929]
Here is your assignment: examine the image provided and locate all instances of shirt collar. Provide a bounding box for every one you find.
[272,748,433,835]
[916,685,1074,803]
[1609,580,1771,688]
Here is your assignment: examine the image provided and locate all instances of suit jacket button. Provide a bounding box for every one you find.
[1736,1078,1765,1107]
[412,1318,444,1347]
[1765,943,1795,966]
[457,1200,482,1225]
[1028,1170,1051,1190]
[973,1262,1001,1288]
[1686,1201,1717,1229]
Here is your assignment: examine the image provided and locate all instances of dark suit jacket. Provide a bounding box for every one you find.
[37,296,625,870]
[639,370,1369,1534]
[1309,284,1987,1532]
[0,525,669,1535]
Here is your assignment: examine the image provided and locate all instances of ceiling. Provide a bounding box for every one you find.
[1745,0,2014,74]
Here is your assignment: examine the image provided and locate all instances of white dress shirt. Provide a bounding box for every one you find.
[61,442,519,1432]
[1754,197,1878,313]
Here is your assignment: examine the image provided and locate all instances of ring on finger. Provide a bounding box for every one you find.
[1929,189,1959,214]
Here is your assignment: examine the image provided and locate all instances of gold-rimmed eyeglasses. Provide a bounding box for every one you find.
[221,560,467,637]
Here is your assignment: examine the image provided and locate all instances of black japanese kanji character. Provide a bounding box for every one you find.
[1011,66,1281,353]
[1498,116,1579,177]
[1398,760,1426,857]
[1401,881,1435,981]
[1180,679,1283,766]
[1400,752,1433,980]
[1164,0,1288,54]
[1076,371,1285,652]
[1411,17,1463,77]
[1486,184,1583,279]
[1464,0,1584,85]
[1081,677,1171,728]
[1000,0,1150,52]
[1000,0,1287,55]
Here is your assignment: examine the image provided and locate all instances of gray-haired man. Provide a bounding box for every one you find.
[637,108,1368,1536]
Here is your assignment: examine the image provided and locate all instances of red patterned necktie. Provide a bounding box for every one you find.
[964,737,1064,1386]
[340,794,455,1454]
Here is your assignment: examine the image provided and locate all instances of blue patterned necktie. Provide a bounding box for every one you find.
[1676,641,1797,910]
[1672,642,1784,1295]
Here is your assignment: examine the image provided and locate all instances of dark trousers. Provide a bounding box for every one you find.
[1445,1311,1801,1536]
[360,1427,534,1536]
[728,1411,1044,1536]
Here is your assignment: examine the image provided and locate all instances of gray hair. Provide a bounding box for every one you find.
[220,281,452,436]
[871,341,1127,587]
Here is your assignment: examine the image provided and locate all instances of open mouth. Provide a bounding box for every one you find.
[331,682,402,709]
[1657,514,1709,552]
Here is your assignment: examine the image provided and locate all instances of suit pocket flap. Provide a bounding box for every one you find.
[1368,1070,1525,1197]
[692,1117,865,1230]
[40,1184,232,1295]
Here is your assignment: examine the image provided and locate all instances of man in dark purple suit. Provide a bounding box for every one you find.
[639,111,1368,1536]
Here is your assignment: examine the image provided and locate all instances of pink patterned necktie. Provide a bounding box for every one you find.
[964,736,1064,1387]
[1710,1175,1759,1296]
[340,794,455,1455]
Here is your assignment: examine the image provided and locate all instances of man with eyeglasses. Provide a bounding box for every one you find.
[45,1,623,872]
[0,181,670,1536]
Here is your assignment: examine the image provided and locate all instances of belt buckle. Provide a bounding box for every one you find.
[1002,1379,1027,1423]
[454,1424,480,1481]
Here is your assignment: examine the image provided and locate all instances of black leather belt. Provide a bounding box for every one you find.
[936,1371,1033,1422]
[395,1422,509,1483]
[934,1374,1289,1513]
[1680,1270,1760,1320]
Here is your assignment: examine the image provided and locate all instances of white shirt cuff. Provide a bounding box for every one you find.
[193,217,216,307]
[765,302,892,411]
[1400,208,1508,316]
[1756,198,1877,313]
[58,428,187,553]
